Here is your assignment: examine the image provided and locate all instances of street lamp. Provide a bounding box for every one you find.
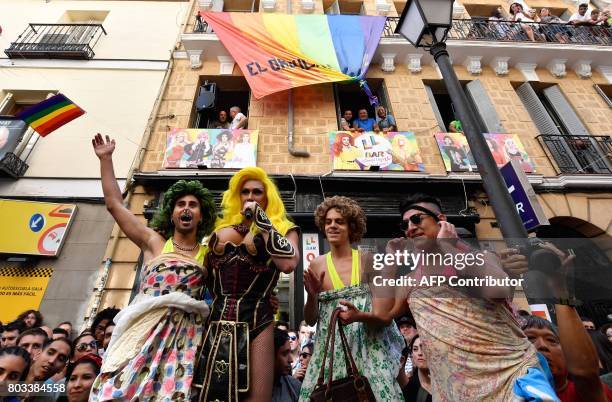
[395,0,529,242]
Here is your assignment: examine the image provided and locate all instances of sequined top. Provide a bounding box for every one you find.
[206,225,297,335]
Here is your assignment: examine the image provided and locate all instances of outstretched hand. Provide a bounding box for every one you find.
[338,300,362,324]
[92,133,116,160]
[304,269,325,296]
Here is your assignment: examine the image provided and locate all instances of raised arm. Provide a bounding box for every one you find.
[303,257,325,326]
[92,134,159,252]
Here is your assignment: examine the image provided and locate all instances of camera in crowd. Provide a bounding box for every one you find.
[517,237,562,275]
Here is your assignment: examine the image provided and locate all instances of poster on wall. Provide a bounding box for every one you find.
[434,133,535,173]
[0,263,53,322]
[163,128,258,169]
[0,199,77,256]
[329,131,424,171]
[0,117,28,160]
[434,132,477,172]
[301,233,320,272]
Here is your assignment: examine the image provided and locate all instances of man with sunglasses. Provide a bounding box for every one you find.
[389,193,558,401]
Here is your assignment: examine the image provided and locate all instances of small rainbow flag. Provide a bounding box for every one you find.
[17,93,85,137]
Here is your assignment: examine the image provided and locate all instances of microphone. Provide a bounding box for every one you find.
[244,208,253,220]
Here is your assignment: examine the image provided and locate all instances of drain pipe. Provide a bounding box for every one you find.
[287,90,310,157]
[286,0,309,158]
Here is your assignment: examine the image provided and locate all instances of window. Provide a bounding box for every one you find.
[424,79,497,133]
[333,79,393,130]
[324,0,364,14]
[222,0,260,12]
[0,90,54,160]
[594,84,612,108]
[59,10,109,23]
[192,76,250,129]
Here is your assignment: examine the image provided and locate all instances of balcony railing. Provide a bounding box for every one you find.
[194,18,212,33]
[383,17,612,45]
[5,23,107,60]
[537,135,612,174]
[0,152,29,178]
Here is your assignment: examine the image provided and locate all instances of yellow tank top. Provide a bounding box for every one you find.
[325,249,360,290]
[162,238,206,265]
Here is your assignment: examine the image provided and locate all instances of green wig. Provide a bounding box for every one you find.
[150,180,216,241]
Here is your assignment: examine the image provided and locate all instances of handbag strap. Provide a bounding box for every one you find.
[316,307,340,386]
[336,318,361,377]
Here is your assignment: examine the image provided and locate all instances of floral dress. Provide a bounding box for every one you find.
[90,241,208,402]
[299,251,404,402]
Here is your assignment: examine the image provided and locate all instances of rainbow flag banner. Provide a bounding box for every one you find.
[17,93,85,137]
[203,13,386,99]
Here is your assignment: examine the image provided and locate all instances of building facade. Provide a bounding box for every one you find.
[0,0,191,329]
[89,0,611,326]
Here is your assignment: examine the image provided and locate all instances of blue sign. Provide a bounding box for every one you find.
[29,213,45,233]
[500,160,548,231]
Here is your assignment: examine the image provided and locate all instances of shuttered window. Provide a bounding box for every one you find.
[424,85,446,132]
[594,84,612,108]
[515,82,562,135]
[542,85,590,136]
[465,80,505,133]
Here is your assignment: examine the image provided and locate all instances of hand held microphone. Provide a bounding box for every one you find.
[244,208,253,220]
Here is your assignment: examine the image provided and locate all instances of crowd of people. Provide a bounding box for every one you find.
[483,3,611,43]
[1,133,612,401]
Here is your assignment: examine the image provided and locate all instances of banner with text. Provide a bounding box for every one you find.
[0,263,53,322]
[330,131,425,171]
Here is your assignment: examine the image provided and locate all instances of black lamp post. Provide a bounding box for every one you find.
[395,1,528,241]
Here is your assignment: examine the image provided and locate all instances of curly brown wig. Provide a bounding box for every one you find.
[314,196,366,243]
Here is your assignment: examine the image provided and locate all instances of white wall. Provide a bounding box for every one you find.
[0,0,189,60]
[0,67,167,178]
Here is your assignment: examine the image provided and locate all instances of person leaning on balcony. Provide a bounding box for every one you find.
[353,108,379,132]
[376,106,397,133]
[489,7,510,39]
[509,2,538,41]
[230,105,248,129]
[569,3,592,25]
[539,8,570,43]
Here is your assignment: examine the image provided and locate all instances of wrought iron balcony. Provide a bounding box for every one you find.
[5,23,107,60]
[0,152,29,178]
[383,17,612,46]
[537,135,612,174]
[194,18,212,33]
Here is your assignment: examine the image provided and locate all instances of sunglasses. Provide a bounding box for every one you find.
[288,335,297,341]
[76,340,97,352]
[300,352,312,359]
[399,213,439,231]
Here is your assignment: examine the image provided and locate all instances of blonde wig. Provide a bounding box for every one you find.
[215,167,294,235]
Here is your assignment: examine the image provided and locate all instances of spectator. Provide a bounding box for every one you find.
[39,326,53,339]
[402,335,432,402]
[57,321,73,337]
[17,328,48,359]
[275,321,289,332]
[448,120,462,133]
[65,354,102,402]
[287,329,300,371]
[25,338,71,382]
[293,340,313,382]
[271,328,301,402]
[229,106,248,129]
[90,307,119,348]
[0,346,31,383]
[590,331,612,374]
[1,321,24,348]
[298,321,312,347]
[340,110,354,131]
[352,108,379,132]
[582,317,597,331]
[509,3,538,41]
[17,310,43,329]
[569,3,591,25]
[489,7,509,39]
[396,314,418,344]
[539,8,570,43]
[102,323,115,352]
[522,316,612,401]
[53,328,70,340]
[211,110,230,129]
[376,106,397,132]
[602,323,612,343]
[71,333,98,362]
